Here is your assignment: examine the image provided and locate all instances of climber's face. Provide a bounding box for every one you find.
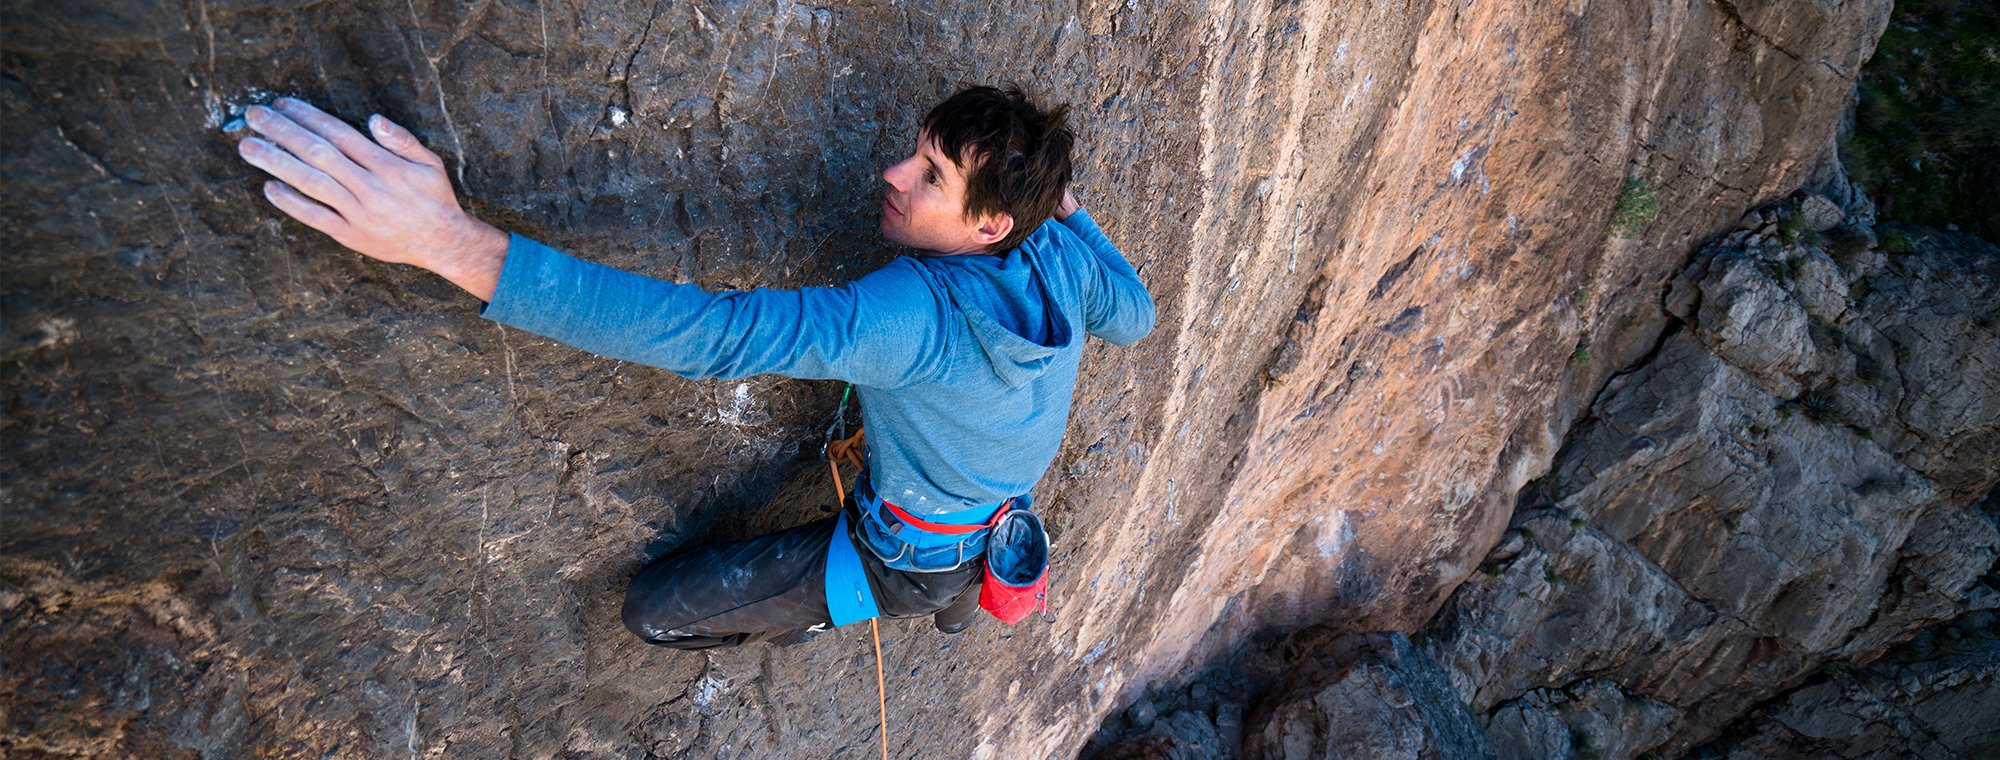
[880,132,1013,256]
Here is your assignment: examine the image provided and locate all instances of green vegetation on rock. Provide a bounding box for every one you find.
[1794,389,1846,425]
[1779,203,1810,244]
[1608,179,1660,238]
[1880,225,1920,254]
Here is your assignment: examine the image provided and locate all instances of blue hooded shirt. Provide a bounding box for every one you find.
[481,208,1154,519]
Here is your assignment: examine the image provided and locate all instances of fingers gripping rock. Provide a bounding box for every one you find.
[370,115,446,171]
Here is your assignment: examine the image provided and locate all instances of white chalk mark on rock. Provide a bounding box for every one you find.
[717,382,758,426]
[496,324,519,404]
[55,125,111,178]
[405,0,469,189]
[194,0,217,115]
[404,695,421,759]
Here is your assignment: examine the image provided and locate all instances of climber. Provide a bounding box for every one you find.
[233,85,1154,647]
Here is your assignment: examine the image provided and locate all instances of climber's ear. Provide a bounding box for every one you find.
[970,211,1014,250]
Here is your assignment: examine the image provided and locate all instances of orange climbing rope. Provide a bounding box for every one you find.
[825,427,887,760]
[827,428,867,480]
[869,618,887,760]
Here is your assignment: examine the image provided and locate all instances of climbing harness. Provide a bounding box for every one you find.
[821,398,879,627]
[823,384,1056,624]
[855,477,1008,571]
[817,383,1057,760]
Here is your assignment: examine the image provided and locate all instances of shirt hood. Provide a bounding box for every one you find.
[927,225,1075,388]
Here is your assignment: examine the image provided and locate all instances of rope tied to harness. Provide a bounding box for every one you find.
[828,428,867,483]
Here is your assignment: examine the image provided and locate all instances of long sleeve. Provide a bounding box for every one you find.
[480,234,945,388]
[1059,208,1156,345]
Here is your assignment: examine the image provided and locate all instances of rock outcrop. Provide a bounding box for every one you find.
[1424,193,2000,756]
[2,0,1900,756]
[1242,632,1495,760]
[1691,606,2000,759]
[1087,630,1497,760]
[1087,189,2000,758]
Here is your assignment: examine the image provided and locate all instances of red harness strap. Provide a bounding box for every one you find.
[880,498,1013,535]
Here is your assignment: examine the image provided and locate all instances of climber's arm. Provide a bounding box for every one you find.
[1054,194,1156,345]
[233,97,509,300]
[235,97,941,387]
[480,236,943,387]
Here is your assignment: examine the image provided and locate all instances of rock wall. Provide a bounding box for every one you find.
[1691,606,2000,758]
[1242,632,1495,760]
[1086,189,2000,760]
[1,0,1892,756]
[1422,196,2000,757]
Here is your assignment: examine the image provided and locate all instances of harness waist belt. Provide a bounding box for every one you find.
[880,498,1013,535]
[856,478,1005,540]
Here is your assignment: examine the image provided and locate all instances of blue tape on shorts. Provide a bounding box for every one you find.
[824,510,880,626]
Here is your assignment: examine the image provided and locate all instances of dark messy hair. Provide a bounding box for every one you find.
[922,85,1074,254]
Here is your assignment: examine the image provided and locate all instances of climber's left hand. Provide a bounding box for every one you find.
[234,97,508,301]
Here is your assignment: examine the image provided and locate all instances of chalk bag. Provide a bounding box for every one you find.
[979,508,1050,624]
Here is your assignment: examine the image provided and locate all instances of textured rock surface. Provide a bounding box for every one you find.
[2,0,1891,756]
[1241,632,1494,760]
[1483,678,1678,760]
[1690,607,2000,759]
[1424,194,2000,757]
[1090,630,1495,760]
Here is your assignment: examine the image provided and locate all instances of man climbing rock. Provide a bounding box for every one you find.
[234,86,1154,648]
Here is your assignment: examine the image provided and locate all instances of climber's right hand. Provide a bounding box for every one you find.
[1054,190,1080,221]
[235,97,509,301]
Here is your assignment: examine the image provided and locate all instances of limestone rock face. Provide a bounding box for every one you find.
[1693,608,2000,759]
[1243,633,1494,760]
[1425,200,2000,757]
[1483,678,1678,760]
[1693,255,1822,396]
[2,0,1894,756]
